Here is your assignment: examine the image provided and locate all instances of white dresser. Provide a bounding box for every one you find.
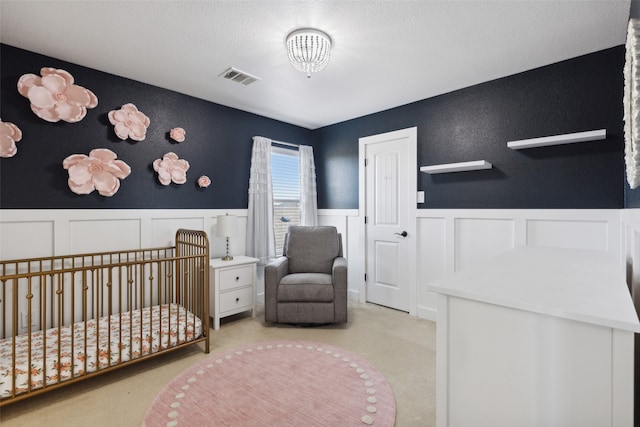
[209,256,260,330]
[427,246,640,427]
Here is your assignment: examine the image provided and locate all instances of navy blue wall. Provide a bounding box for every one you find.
[0,44,312,209]
[314,46,625,209]
[0,44,627,210]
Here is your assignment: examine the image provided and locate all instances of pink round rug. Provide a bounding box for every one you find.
[142,340,396,426]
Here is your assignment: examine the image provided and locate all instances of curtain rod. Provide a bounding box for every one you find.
[271,140,300,148]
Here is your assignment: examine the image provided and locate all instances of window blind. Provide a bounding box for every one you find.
[271,146,300,256]
[271,148,300,201]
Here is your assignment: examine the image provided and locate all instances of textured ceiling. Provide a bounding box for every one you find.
[0,1,632,129]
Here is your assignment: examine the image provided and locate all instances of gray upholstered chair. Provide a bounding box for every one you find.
[265,225,347,324]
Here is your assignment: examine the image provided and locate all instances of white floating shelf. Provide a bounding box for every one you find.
[420,160,492,174]
[507,129,606,150]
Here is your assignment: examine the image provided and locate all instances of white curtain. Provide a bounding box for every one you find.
[299,145,318,226]
[246,136,275,264]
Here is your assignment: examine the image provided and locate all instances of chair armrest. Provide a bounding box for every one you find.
[332,256,348,322]
[332,256,347,274]
[332,256,347,289]
[266,256,289,285]
[264,256,289,322]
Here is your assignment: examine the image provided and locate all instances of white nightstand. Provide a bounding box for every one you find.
[209,256,260,330]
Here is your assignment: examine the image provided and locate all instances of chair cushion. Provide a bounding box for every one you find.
[276,303,335,324]
[285,226,340,274]
[278,273,334,302]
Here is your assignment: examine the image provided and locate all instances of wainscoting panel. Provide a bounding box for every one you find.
[621,209,640,314]
[318,212,349,258]
[151,217,205,247]
[526,219,609,250]
[613,209,640,427]
[69,218,142,254]
[454,218,515,272]
[417,217,446,319]
[319,209,360,300]
[0,220,54,259]
[347,214,363,301]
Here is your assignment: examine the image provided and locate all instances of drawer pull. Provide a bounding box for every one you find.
[236,276,239,281]
[235,297,240,303]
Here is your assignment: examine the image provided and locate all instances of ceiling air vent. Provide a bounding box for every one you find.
[219,67,260,86]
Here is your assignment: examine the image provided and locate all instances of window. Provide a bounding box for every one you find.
[271,146,300,256]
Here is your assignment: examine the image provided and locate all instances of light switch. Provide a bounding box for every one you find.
[417,191,425,203]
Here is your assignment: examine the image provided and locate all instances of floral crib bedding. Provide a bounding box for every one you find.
[0,303,202,399]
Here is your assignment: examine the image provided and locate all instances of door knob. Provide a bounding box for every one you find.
[395,231,408,237]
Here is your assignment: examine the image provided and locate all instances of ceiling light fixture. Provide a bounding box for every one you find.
[286,28,332,78]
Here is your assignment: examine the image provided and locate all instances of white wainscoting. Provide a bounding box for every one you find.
[620,209,640,317]
[0,209,248,261]
[318,209,361,302]
[321,208,620,322]
[0,208,623,323]
[0,209,360,306]
[416,209,621,321]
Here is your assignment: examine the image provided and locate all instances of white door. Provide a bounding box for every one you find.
[360,127,417,312]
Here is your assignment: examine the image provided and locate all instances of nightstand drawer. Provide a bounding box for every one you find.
[219,287,253,313]
[219,265,253,291]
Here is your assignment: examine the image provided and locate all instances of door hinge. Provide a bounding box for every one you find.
[364,216,368,224]
[364,158,368,167]
[364,274,367,282]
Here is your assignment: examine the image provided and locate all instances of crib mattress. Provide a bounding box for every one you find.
[0,303,202,399]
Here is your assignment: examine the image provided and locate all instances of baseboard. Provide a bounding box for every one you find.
[417,305,437,322]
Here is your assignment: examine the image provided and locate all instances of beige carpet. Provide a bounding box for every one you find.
[0,301,436,426]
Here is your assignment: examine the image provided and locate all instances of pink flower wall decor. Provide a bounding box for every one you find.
[108,103,150,141]
[17,67,98,123]
[153,152,190,185]
[0,119,23,158]
[197,175,211,188]
[170,127,186,142]
[63,148,131,197]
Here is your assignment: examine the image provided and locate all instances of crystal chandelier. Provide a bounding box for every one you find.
[286,28,332,78]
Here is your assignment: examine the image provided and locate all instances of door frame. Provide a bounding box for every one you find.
[358,126,418,316]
